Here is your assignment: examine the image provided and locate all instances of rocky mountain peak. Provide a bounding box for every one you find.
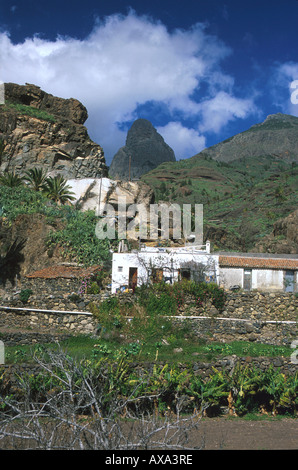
[109,118,176,180]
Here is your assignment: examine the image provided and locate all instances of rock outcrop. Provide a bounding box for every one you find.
[109,118,176,180]
[195,113,298,163]
[253,209,298,254]
[68,177,154,214]
[0,82,108,178]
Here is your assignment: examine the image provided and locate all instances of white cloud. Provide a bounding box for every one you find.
[271,62,298,116]
[0,11,257,162]
[157,122,206,159]
[198,91,256,133]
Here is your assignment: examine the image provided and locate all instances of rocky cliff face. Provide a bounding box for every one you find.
[254,209,298,254]
[196,113,298,163]
[0,83,108,178]
[109,118,176,180]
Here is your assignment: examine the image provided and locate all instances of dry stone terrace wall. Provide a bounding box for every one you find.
[177,291,298,321]
[0,278,297,346]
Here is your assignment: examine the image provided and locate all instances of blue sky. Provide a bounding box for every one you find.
[0,0,298,165]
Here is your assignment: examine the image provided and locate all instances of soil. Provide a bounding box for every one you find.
[0,416,296,451]
[193,416,298,450]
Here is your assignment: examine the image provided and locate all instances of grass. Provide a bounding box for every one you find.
[3,334,293,365]
[4,101,56,122]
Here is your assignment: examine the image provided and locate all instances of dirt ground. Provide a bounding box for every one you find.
[0,417,296,451]
[194,417,298,450]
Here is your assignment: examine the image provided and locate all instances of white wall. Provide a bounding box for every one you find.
[219,267,291,292]
[219,268,243,289]
[252,269,284,292]
[112,250,219,293]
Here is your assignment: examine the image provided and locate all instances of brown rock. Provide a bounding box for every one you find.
[0,82,108,179]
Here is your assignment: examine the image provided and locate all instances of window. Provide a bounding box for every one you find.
[118,266,123,272]
[151,268,163,283]
[180,268,191,280]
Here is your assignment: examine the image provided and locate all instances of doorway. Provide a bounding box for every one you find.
[243,269,252,291]
[284,270,294,292]
[129,267,138,290]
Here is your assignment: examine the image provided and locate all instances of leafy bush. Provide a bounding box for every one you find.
[136,280,227,313]
[46,209,113,266]
[19,289,33,304]
[0,182,114,267]
[87,281,101,295]
[145,291,177,316]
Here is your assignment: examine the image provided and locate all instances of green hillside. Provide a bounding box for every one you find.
[141,153,298,251]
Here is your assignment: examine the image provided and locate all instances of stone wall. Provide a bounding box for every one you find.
[0,308,97,340]
[174,291,298,346]
[177,291,297,321]
[0,284,297,346]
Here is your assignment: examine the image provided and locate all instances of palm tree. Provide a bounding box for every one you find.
[0,171,24,187]
[42,175,76,205]
[23,168,48,191]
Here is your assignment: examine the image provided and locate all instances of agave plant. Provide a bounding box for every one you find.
[42,175,76,205]
[0,171,24,187]
[24,167,48,191]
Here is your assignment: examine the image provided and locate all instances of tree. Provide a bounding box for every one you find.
[42,175,76,205]
[24,168,48,192]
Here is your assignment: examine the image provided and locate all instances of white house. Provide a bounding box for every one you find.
[111,241,219,293]
[111,243,298,294]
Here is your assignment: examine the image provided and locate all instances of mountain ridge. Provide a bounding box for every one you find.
[141,112,298,253]
[192,112,298,164]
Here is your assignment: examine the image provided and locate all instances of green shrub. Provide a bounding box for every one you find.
[68,293,82,303]
[137,280,227,313]
[0,185,114,267]
[145,291,177,316]
[87,281,100,295]
[19,289,33,304]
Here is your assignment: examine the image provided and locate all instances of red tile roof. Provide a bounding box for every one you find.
[219,256,298,270]
[26,265,102,279]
